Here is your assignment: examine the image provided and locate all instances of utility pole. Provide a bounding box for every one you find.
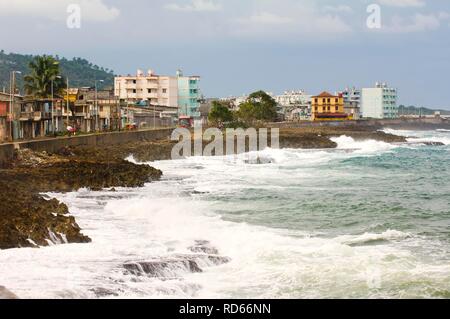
[95,79,104,131]
[65,77,70,130]
[51,76,62,134]
[9,71,21,141]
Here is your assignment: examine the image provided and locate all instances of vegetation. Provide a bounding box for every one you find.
[24,55,64,98]
[208,101,234,127]
[236,90,278,124]
[0,50,114,93]
[207,91,279,128]
[399,105,450,116]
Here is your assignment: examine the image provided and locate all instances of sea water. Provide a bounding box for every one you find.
[0,129,449,299]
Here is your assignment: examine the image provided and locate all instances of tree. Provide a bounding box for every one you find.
[237,90,278,124]
[24,55,64,98]
[208,101,234,126]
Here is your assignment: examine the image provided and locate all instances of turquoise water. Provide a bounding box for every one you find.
[1,129,449,299]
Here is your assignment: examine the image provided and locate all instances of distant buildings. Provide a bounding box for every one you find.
[0,92,10,142]
[311,92,349,121]
[114,69,201,119]
[0,92,23,141]
[339,87,361,120]
[274,90,311,121]
[361,82,398,119]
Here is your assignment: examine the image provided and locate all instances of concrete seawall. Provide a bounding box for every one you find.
[269,117,450,130]
[0,128,174,167]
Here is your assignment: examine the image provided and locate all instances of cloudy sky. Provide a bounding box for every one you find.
[1,0,449,108]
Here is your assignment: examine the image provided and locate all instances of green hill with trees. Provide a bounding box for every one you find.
[399,105,450,116]
[0,50,114,93]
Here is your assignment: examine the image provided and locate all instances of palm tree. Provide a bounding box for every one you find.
[24,55,64,98]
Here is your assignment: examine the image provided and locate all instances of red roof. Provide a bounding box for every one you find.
[313,91,338,98]
[315,113,348,119]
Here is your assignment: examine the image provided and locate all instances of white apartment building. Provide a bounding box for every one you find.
[339,87,361,120]
[275,90,312,121]
[361,82,398,119]
[275,90,311,107]
[115,69,178,107]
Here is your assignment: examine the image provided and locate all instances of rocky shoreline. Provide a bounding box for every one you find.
[0,126,408,253]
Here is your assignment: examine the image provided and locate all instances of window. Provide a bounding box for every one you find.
[315,98,318,103]
[315,107,318,112]
[335,98,338,103]
[335,106,339,112]
[328,106,331,111]
[323,99,326,103]
[133,80,136,84]
[162,89,167,93]
[132,89,136,93]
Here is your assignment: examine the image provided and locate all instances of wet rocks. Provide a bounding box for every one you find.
[0,286,18,299]
[0,145,163,250]
[0,190,91,249]
[421,141,445,146]
[89,287,119,298]
[124,258,203,278]
[124,241,231,279]
[188,240,219,255]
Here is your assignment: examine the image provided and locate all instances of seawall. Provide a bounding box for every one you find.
[269,117,450,130]
[0,128,174,167]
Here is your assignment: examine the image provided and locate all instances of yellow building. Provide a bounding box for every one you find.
[311,91,349,121]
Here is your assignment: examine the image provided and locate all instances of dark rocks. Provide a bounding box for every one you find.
[124,258,203,278]
[0,286,18,299]
[0,190,91,249]
[89,287,119,298]
[188,240,220,255]
[421,141,445,146]
[123,240,231,279]
[0,145,163,250]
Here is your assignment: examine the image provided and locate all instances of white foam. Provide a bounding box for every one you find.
[331,135,396,154]
[1,132,448,299]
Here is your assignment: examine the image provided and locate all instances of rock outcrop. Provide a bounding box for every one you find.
[0,148,163,250]
[0,286,18,299]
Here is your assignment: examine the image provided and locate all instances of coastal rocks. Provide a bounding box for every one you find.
[0,190,91,249]
[124,258,203,278]
[188,240,219,255]
[421,141,445,146]
[124,241,231,279]
[279,133,337,149]
[0,286,19,299]
[0,146,163,250]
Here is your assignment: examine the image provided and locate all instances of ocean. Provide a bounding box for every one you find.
[1,129,449,299]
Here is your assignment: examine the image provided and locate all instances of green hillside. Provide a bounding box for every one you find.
[0,50,115,93]
[399,105,450,116]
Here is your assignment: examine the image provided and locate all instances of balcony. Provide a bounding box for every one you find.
[18,111,51,121]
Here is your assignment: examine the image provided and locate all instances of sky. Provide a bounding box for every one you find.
[1,0,450,108]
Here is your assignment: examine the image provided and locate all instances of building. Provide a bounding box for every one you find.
[115,69,178,108]
[17,99,52,139]
[0,93,10,142]
[177,69,201,118]
[0,92,23,141]
[114,69,202,120]
[361,82,398,119]
[274,90,311,121]
[339,87,361,120]
[311,91,349,121]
